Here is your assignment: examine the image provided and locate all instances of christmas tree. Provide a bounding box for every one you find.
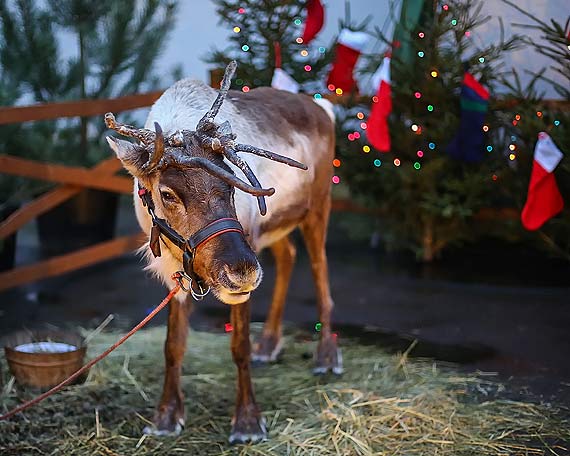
[336,0,521,261]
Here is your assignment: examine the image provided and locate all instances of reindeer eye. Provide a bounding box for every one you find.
[160,190,177,203]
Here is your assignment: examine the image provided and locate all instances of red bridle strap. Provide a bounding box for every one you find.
[187,217,245,251]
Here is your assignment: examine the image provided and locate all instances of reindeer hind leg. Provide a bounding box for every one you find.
[252,235,296,363]
[300,200,343,375]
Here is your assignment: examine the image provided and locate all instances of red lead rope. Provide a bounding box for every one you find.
[0,274,182,421]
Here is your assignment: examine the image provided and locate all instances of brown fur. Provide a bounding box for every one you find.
[229,89,333,142]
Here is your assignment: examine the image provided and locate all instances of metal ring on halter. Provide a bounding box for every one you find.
[190,279,210,300]
[174,270,211,300]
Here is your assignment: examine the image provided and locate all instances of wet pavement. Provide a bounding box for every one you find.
[1,199,569,408]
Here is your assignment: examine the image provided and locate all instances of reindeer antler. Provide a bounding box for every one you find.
[192,60,306,214]
[196,60,237,132]
[104,113,156,146]
[145,122,165,171]
[223,147,269,215]
[105,113,168,172]
[234,144,308,170]
[166,155,275,197]
[105,61,308,216]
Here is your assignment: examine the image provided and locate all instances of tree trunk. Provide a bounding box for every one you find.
[421,219,435,263]
[78,26,88,162]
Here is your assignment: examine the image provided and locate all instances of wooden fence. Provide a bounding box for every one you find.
[0,91,165,292]
[2,84,562,293]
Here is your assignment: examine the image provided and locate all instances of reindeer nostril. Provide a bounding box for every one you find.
[221,262,261,292]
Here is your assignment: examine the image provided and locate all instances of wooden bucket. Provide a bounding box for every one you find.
[3,330,87,390]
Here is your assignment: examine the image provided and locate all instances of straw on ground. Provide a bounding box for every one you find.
[1,325,568,455]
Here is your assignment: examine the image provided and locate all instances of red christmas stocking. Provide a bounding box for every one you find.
[521,132,565,230]
[327,29,368,93]
[366,56,392,152]
[302,0,324,44]
[271,42,300,93]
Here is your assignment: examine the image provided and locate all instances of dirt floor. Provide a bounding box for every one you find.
[1,201,570,412]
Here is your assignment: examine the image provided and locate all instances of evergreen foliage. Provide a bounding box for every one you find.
[0,22,53,208]
[0,0,178,174]
[207,0,332,92]
[207,0,569,261]
[337,0,522,260]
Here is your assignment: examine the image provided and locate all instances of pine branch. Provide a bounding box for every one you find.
[499,0,549,28]
[94,1,136,97]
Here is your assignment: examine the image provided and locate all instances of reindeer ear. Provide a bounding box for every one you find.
[106,136,148,178]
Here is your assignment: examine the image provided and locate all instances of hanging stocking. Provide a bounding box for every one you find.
[301,0,324,45]
[326,29,368,93]
[366,54,392,152]
[446,71,489,162]
[521,132,565,230]
[271,42,300,93]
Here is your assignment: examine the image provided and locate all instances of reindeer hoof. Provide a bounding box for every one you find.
[229,416,267,444]
[252,334,283,364]
[143,404,185,437]
[313,336,343,376]
[143,419,184,437]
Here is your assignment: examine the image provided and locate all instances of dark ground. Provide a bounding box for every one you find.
[1,197,570,409]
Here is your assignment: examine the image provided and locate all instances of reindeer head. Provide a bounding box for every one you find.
[105,61,306,304]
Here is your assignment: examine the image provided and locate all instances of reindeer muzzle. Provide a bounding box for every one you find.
[138,185,245,300]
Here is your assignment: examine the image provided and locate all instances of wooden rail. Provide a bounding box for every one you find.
[0,155,132,194]
[2,86,567,127]
[0,153,137,292]
[0,234,144,292]
[0,91,163,125]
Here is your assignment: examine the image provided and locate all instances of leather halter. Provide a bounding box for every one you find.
[137,185,244,300]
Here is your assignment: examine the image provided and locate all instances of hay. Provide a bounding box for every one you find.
[1,325,568,455]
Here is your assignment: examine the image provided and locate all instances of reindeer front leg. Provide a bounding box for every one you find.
[229,301,267,444]
[144,295,190,436]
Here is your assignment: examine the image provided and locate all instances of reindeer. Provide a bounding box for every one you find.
[104,62,341,444]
